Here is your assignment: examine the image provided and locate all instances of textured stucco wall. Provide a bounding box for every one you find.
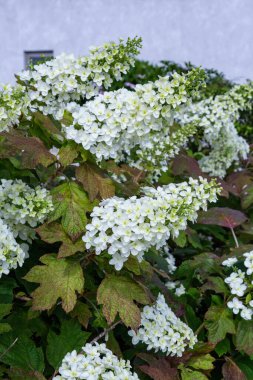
[0,0,252,83]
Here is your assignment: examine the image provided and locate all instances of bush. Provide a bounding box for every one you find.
[0,37,253,379]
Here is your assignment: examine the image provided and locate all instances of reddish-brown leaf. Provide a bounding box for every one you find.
[76,163,115,201]
[70,301,92,329]
[198,207,247,228]
[0,132,55,168]
[120,164,146,182]
[241,183,253,209]
[222,357,246,380]
[172,153,230,197]
[7,368,46,380]
[172,153,202,177]
[106,161,146,182]
[226,171,253,196]
[138,355,178,380]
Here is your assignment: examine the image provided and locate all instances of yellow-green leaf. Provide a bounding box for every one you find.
[36,222,85,258]
[97,275,150,329]
[180,367,208,380]
[187,354,215,370]
[50,181,94,240]
[58,142,78,167]
[24,254,84,313]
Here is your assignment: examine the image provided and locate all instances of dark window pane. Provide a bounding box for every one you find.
[24,51,54,69]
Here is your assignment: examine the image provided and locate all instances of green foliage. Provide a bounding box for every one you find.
[0,333,45,372]
[46,319,90,370]
[0,304,12,334]
[235,320,253,355]
[204,307,236,343]
[0,278,16,304]
[236,356,253,379]
[214,338,231,357]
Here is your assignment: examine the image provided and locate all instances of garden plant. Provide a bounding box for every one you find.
[0,37,253,379]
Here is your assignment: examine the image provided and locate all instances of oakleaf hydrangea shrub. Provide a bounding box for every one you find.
[0,36,253,379]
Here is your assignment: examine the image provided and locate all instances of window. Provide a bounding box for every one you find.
[24,50,54,69]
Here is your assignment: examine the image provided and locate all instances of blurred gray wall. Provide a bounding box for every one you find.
[0,0,252,83]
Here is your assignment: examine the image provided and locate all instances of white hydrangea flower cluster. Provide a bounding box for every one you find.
[198,126,249,178]
[110,172,128,184]
[0,179,54,240]
[176,83,253,177]
[53,343,139,380]
[166,280,186,297]
[160,247,185,296]
[0,179,53,277]
[18,38,141,120]
[223,251,253,320]
[0,219,27,277]
[163,246,177,274]
[222,257,238,267]
[64,68,204,176]
[128,293,197,356]
[83,177,220,270]
[0,84,31,132]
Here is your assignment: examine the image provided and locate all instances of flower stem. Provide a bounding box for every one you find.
[230,227,239,248]
[194,322,205,336]
[90,320,122,344]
